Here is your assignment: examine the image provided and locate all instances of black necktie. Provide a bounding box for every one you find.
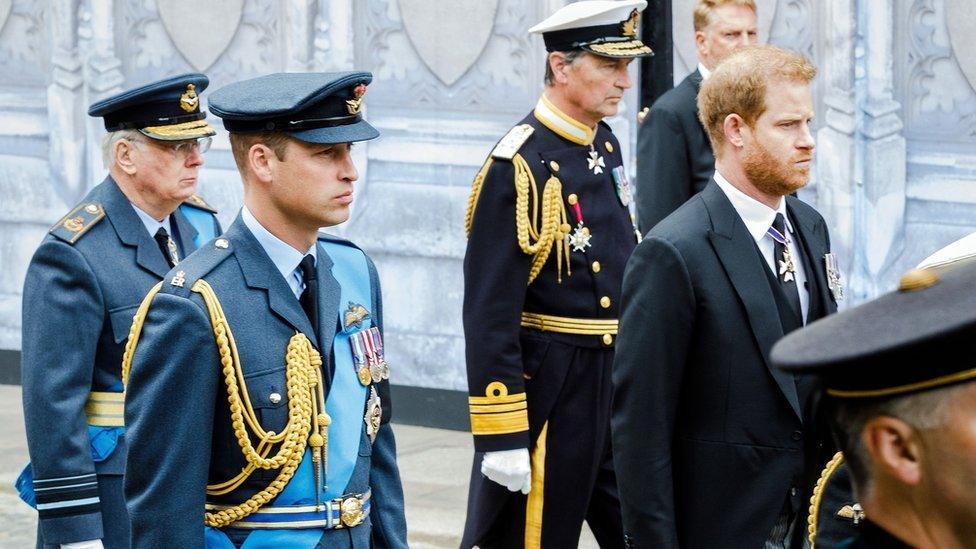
[299,254,319,337]
[772,213,803,324]
[153,227,179,268]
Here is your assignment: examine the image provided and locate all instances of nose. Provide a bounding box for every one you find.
[185,146,204,168]
[339,147,358,182]
[797,122,815,151]
[737,31,754,47]
[617,64,633,90]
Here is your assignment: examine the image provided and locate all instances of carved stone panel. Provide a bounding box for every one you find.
[399,0,498,86]
[157,0,243,71]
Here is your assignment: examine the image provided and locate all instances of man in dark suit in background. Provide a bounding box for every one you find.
[612,45,841,548]
[634,0,757,234]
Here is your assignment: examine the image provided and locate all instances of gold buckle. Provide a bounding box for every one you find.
[339,496,364,527]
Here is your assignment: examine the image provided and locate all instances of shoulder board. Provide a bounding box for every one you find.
[491,124,534,161]
[160,236,234,298]
[49,202,106,244]
[182,194,218,214]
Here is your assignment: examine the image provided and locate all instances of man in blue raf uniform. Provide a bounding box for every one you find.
[122,72,407,548]
[773,263,976,548]
[461,2,651,547]
[19,73,220,549]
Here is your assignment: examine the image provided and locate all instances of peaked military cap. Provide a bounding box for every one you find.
[772,261,976,399]
[88,73,216,140]
[207,72,379,144]
[529,0,653,58]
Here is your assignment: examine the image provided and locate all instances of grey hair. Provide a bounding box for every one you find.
[544,49,587,86]
[832,382,967,496]
[101,129,143,169]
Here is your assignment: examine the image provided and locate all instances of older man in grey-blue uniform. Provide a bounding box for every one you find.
[121,72,407,548]
[18,74,221,549]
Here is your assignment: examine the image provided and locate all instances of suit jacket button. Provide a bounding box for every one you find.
[792,430,802,441]
[791,486,798,497]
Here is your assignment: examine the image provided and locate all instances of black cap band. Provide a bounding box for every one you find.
[223,112,363,132]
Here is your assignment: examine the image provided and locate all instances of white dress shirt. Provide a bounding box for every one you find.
[714,171,809,323]
[697,62,712,81]
[130,203,174,239]
[241,206,317,299]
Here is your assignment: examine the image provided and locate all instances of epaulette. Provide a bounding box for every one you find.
[490,124,534,160]
[49,202,106,244]
[181,194,218,213]
[160,236,235,298]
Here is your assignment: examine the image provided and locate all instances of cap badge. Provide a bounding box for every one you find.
[62,216,84,232]
[180,84,199,113]
[621,9,639,38]
[346,83,367,115]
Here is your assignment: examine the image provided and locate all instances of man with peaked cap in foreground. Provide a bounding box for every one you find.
[461,1,651,547]
[121,72,407,548]
[18,73,220,549]
[772,262,976,548]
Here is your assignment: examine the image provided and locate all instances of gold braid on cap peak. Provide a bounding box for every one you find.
[121,280,330,528]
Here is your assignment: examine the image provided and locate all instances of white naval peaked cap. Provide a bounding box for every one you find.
[529,0,654,58]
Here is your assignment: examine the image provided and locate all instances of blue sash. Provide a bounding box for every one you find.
[207,241,373,548]
[179,204,218,248]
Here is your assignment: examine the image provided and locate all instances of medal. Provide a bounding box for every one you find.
[766,224,796,282]
[369,327,390,381]
[362,329,383,382]
[350,333,371,386]
[587,145,605,175]
[825,253,845,301]
[364,386,382,443]
[565,194,592,253]
[612,166,633,207]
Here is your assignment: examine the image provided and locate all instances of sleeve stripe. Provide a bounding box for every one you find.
[36,496,100,510]
[34,481,98,492]
[33,473,96,486]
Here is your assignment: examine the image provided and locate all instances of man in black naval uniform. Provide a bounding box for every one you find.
[461,1,651,547]
[122,72,406,548]
[773,262,976,548]
[634,0,757,233]
[18,74,220,549]
[613,45,840,548]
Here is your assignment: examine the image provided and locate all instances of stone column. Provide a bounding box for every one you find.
[47,0,86,205]
[82,0,123,188]
[853,0,906,299]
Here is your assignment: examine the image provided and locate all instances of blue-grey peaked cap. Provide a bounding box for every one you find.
[208,71,379,144]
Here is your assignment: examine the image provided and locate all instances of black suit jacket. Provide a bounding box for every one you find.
[634,70,715,234]
[611,181,839,548]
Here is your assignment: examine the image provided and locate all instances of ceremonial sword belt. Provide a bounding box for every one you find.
[520,312,618,335]
[205,489,371,530]
[84,391,125,427]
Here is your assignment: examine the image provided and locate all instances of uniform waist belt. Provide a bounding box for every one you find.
[205,490,371,530]
[520,312,618,335]
[85,391,125,427]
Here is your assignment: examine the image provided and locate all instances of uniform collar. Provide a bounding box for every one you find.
[713,169,792,243]
[130,201,173,238]
[533,94,595,146]
[241,205,316,286]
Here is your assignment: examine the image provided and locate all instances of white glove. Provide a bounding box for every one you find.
[61,540,104,549]
[481,448,532,494]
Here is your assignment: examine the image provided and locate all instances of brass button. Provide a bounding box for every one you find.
[567,193,578,205]
[215,238,229,249]
[549,160,560,172]
[600,296,611,309]
[591,261,601,273]
[602,333,613,345]
[84,204,100,214]
[605,141,614,153]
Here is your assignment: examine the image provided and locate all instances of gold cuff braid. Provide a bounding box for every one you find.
[121,280,330,528]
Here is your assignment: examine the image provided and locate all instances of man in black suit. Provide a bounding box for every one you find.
[634,0,757,233]
[612,45,840,548]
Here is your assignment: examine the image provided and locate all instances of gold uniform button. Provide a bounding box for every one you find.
[605,141,614,153]
[567,193,578,205]
[600,296,611,308]
[591,261,601,273]
[549,160,560,172]
[602,333,613,345]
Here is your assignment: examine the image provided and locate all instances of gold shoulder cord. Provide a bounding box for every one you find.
[121,281,331,528]
[808,451,845,549]
[465,154,570,284]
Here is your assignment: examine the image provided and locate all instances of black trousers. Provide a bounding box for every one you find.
[462,334,624,548]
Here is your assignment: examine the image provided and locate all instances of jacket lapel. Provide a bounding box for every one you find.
[231,217,320,349]
[100,176,170,278]
[786,199,836,318]
[171,206,200,257]
[703,182,802,419]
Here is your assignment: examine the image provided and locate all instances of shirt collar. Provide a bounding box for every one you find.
[533,94,595,146]
[713,170,792,243]
[241,206,316,284]
[130,202,172,238]
[697,62,712,81]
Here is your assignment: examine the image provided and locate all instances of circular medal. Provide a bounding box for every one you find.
[357,366,372,386]
[370,362,383,383]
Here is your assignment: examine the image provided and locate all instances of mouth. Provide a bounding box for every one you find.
[334,191,353,205]
[795,159,812,168]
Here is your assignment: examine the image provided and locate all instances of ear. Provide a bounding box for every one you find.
[695,30,708,56]
[548,51,572,85]
[722,113,748,148]
[247,143,277,186]
[862,416,923,486]
[115,138,138,176]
